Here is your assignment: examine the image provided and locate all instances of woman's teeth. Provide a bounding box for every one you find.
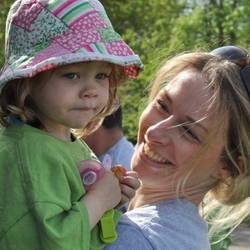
[143,143,170,164]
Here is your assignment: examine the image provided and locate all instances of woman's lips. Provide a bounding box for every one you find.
[143,143,171,164]
[137,143,174,168]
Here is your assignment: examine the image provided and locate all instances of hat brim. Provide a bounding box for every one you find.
[0,50,143,88]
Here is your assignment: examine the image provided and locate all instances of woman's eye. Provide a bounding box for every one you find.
[63,73,80,80]
[156,99,169,113]
[96,73,110,80]
[182,125,200,142]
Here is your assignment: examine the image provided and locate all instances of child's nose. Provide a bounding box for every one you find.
[145,117,175,145]
[79,79,98,98]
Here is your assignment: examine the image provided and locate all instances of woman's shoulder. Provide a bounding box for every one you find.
[112,199,210,250]
[105,215,154,250]
[125,199,208,232]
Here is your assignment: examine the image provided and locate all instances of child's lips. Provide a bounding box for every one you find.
[74,106,93,110]
[72,106,96,112]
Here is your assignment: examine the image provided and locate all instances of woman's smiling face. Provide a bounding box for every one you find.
[132,69,228,191]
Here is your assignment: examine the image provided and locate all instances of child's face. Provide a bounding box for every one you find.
[30,61,111,140]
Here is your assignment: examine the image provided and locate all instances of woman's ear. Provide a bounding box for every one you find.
[212,156,244,181]
[212,164,232,181]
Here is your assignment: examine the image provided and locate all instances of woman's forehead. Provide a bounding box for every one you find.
[161,70,208,103]
[156,69,228,131]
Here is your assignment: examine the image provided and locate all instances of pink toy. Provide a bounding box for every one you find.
[78,154,127,190]
[78,159,105,191]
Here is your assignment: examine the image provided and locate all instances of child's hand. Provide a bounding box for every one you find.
[89,170,122,210]
[82,169,121,229]
[111,165,141,206]
[118,170,141,207]
[78,160,121,210]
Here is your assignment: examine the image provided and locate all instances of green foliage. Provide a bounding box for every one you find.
[0,0,12,66]
[211,236,232,250]
[1,0,250,141]
[101,0,250,141]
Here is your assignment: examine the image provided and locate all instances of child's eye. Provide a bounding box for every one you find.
[63,73,80,80]
[95,73,110,80]
[182,125,200,142]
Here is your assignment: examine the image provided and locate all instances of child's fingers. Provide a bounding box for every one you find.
[120,183,136,203]
[77,159,102,171]
[120,175,141,190]
[116,176,141,208]
[125,170,138,178]
[120,195,130,205]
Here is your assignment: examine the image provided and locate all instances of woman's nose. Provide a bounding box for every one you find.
[145,117,175,144]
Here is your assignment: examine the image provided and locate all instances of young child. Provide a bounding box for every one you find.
[0,0,143,249]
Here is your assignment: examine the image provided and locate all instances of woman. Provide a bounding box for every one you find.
[105,46,250,250]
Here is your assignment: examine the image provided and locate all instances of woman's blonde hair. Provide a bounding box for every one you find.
[0,63,126,138]
[202,57,250,243]
[148,52,250,241]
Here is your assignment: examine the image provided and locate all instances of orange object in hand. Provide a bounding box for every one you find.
[111,165,127,180]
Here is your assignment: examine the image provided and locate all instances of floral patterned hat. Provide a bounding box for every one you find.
[0,0,143,88]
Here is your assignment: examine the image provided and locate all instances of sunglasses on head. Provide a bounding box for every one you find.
[210,45,250,98]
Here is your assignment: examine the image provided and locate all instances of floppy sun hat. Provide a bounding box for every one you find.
[0,0,143,88]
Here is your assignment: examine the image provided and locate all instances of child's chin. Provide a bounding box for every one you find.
[69,121,88,129]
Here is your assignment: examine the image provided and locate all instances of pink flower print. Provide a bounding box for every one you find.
[54,30,101,52]
[35,64,57,74]
[124,66,140,78]
[105,41,134,56]
[27,42,69,67]
[12,1,43,31]
[70,11,107,31]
